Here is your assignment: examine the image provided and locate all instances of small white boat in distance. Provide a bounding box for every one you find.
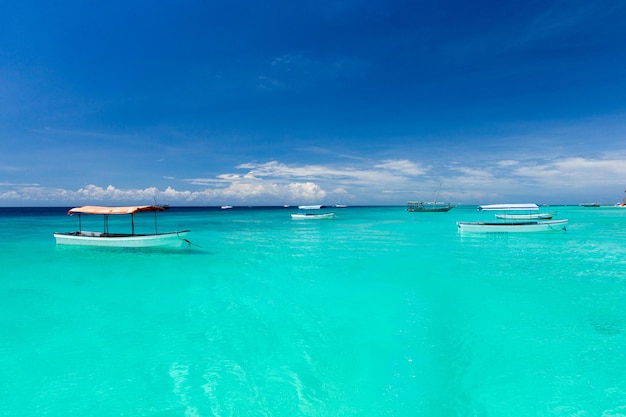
[291,212,336,220]
[292,204,335,220]
[54,205,191,248]
[479,203,539,211]
[221,205,233,210]
[297,205,326,210]
[457,203,568,233]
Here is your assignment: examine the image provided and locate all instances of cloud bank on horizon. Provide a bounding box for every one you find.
[1,1,625,206]
[3,151,626,206]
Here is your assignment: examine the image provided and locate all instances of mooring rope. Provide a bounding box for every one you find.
[177,232,201,248]
[548,223,566,232]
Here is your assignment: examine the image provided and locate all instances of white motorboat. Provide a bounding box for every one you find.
[54,205,191,248]
[291,212,336,220]
[292,204,336,220]
[456,204,568,233]
[297,205,327,210]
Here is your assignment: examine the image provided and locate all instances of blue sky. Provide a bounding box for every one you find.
[1,0,626,206]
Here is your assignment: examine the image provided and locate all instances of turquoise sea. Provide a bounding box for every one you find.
[1,205,626,416]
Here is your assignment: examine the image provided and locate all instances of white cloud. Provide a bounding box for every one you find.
[450,166,494,179]
[2,154,626,205]
[0,158,426,205]
[441,154,626,203]
[513,157,626,187]
[0,181,327,206]
[0,182,40,186]
[0,165,26,173]
[374,160,427,176]
[237,160,427,186]
[497,160,519,167]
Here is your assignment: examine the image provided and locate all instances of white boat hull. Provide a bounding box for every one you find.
[456,219,568,233]
[291,213,336,220]
[297,205,326,210]
[495,212,555,220]
[54,230,191,248]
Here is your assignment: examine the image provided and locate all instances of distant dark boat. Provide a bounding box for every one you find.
[579,203,601,207]
[407,183,453,212]
[406,201,454,212]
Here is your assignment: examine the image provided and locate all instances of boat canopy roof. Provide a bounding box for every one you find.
[68,205,167,216]
[478,203,539,211]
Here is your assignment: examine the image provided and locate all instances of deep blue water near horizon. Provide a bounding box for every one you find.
[1,205,626,416]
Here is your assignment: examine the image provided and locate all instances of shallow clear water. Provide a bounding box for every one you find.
[1,206,626,416]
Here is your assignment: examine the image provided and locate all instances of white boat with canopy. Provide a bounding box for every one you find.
[54,205,191,248]
[292,204,335,220]
[457,204,568,233]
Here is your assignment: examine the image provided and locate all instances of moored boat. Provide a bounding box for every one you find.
[406,201,454,212]
[292,204,336,220]
[408,183,454,212]
[298,205,326,210]
[457,219,568,233]
[456,203,568,233]
[291,212,336,220]
[53,205,191,248]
